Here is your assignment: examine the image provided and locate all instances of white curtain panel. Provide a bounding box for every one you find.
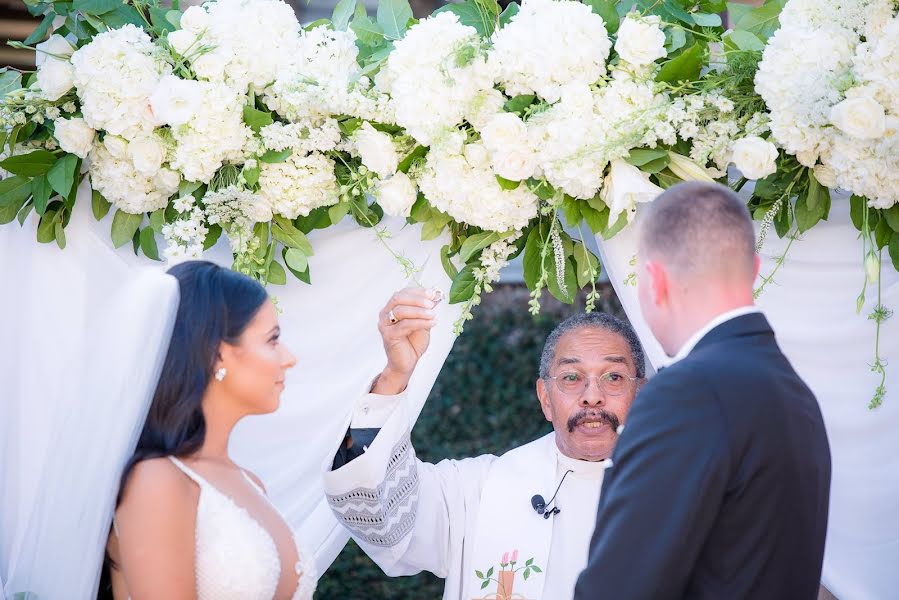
[595,198,899,600]
[0,181,461,598]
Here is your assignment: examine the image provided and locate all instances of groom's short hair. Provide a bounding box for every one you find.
[540,312,645,379]
[639,182,755,278]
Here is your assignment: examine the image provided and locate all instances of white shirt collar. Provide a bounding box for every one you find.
[668,306,762,365]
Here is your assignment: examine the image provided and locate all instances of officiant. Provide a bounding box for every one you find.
[323,288,645,600]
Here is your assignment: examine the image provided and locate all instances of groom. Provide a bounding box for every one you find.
[575,182,831,599]
[324,300,645,600]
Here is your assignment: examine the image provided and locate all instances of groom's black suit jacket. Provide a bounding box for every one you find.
[574,313,831,600]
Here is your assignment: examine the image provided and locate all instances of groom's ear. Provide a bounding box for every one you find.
[645,260,668,306]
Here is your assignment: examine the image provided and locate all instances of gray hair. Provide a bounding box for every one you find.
[539,312,645,379]
[639,182,755,278]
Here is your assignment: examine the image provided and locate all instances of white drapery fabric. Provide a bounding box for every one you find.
[0,181,461,599]
[595,199,899,600]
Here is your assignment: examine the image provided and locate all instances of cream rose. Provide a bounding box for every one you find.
[154,167,181,193]
[53,117,95,159]
[731,136,778,180]
[167,29,198,56]
[600,159,663,224]
[353,122,399,178]
[128,135,167,177]
[150,75,203,126]
[376,172,418,218]
[830,97,886,139]
[615,15,667,66]
[480,112,537,181]
[179,5,210,34]
[103,135,129,160]
[813,164,837,188]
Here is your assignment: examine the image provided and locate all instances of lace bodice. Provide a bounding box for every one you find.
[167,457,316,600]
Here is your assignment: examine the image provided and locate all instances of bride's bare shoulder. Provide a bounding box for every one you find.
[118,457,197,510]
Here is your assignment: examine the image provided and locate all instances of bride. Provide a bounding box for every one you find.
[104,260,315,599]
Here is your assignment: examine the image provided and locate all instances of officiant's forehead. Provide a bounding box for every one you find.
[554,331,634,370]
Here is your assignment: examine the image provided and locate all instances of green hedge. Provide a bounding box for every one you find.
[315,284,624,598]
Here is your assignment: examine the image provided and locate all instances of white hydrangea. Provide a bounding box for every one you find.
[162,206,208,263]
[379,12,493,145]
[489,0,611,103]
[259,119,341,154]
[70,25,170,141]
[89,136,180,214]
[185,0,302,93]
[167,81,251,183]
[257,151,339,218]
[418,140,538,232]
[757,1,899,206]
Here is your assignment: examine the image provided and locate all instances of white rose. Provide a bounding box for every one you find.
[600,159,663,225]
[192,51,228,81]
[813,164,837,188]
[104,135,129,160]
[377,172,418,218]
[615,15,667,66]
[179,5,210,34]
[35,34,74,65]
[36,58,75,102]
[463,142,490,169]
[480,112,537,181]
[128,135,167,177]
[150,75,203,126]
[731,136,778,180]
[54,117,95,159]
[154,167,181,193]
[830,97,886,139]
[353,122,399,178]
[796,150,818,167]
[167,29,198,56]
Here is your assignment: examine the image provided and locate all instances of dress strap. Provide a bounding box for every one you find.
[168,456,208,488]
[240,470,266,496]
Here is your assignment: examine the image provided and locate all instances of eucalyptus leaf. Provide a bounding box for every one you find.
[727,0,786,41]
[665,27,687,53]
[0,149,57,177]
[25,12,54,44]
[723,29,765,52]
[583,0,619,33]
[267,259,287,285]
[351,14,385,45]
[0,70,22,97]
[92,189,111,220]
[283,247,309,273]
[377,0,413,40]
[31,175,51,215]
[36,209,58,243]
[332,0,356,31]
[139,227,160,260]
[46,154,77,197]
[110,209,143,248]
[691,12,722,27]
[272,217,314,255]
[0,175,33,207]
[449,265,476,304]
[282,247,312,283]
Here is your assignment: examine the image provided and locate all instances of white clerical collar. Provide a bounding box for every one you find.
[556,449,610,480]
[667,305,761,365]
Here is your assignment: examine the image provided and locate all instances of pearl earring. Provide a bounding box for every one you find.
[215,367,227,382]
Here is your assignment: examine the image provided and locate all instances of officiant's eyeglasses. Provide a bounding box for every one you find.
[546,371,639,397]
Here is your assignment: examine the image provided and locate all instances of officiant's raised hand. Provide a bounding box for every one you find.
[373,287,442,395]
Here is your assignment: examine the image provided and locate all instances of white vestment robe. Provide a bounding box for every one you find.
[323,391,608,600]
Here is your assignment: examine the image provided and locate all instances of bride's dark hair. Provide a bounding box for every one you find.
[117,260,268,499]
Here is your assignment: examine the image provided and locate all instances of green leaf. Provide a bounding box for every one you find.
[889,231,899,272]
[665,27,687,53]
[328,201,351,224]
[530,565,542,573]
[691,12,722,27]
[91,189,111,221]
[581,203,609,235]
[480,580,490,590]
[503,94,536,115]
[723,29,765,52]
[573,241,600,288]
[259,149,292,163]
[283,247,309,273]
[499,1,519,27]
[525,558,533,566]
[203,223,222,250]
[522,225,545,289]
[659,0,694,25]
[774,200,792,238]
[849,195,865,231]
[110,209,143,248]
[351,14,386,45]
[272,216,314,254]
[243,105,274,132]
[547,255,577,304]
[495,175,521,190]
[0,175,33,207]
[46,154,77,197]
[139,227,160,260]
[0,149,57,177]
[421,218,447,241]
[73,0,121,14]
[625,148,668,168]
[657,42,706,84]
[36,209,57,243]
[0,70,22,100]
[332,0,356,30]
[460,231,501,263]
[398,145,427,174]
[602,211,628,239]
[882,204,899,232]
[377,0,412,40]
[0,200,23,224]
[728,0,786,41]
[523,569,531,581]
[440,244,458,279]
[150,6,177,33]
[583,0,619,33]
[486,566,495,578]
[561,196,581,226]
[475,570,485,579]
[31,175,51,215]
[280,247,311,283]
[25,12,54,44]
[449,265,477,304]
[435,1,495,37]
[103,3,148,28]
[267,259,287,285]
[875,216,892,250]
[16,200,33,225]
[794,194,820,233]
[149,207,166,232]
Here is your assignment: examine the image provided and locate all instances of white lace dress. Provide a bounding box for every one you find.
[165,456,316,600]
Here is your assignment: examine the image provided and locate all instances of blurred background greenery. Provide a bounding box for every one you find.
[315,283,625,599]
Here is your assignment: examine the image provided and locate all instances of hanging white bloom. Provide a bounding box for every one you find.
[600,159,663,225]
[53,117,95,159]
[35,35,76,102]
[731,136,779,180]
[615,14,667,67]
[376,172,418,218]
[352,123,400,178]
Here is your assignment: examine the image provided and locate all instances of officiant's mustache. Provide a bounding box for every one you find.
[568,409,620,433]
